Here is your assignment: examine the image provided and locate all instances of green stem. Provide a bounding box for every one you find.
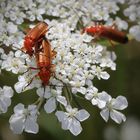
[37,97,45,111]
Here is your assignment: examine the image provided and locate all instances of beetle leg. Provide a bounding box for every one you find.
[22,73,39,92]
[51,50,57,58]
[111,21,117,29]
[50,64,55,73]
[108,39,115,47]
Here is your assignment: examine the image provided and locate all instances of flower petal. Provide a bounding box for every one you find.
[3,97,11,107]
[91,98,98,105]
[36,88,44,97]
[85,93,93,100]
[75,109,90,122]
[112,96,128,110]
[57,96,67,106]
[3,86,13,97]
[101,71,110,80]
[101,72,110,80]
[61,117,70,130]
[14,81,26,93]
[69,118,82,136]
[110,110,126,124]
[0,100,7,113]
[25,116,39,134]
[44,87,51,98]
[100,108,109,122]
[9,115,25,134]
[98,91,112,102]
[97,99,106,109]
[44,98,56,113]
[14,103,24,114]
[55,111,67,122]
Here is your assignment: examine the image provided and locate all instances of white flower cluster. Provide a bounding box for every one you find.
[46,0,121,29]
[0,0,130,136]
[123,0,140,41]
[3,21,127,135]
[1,50,27,74]
[0,0,47,46]
[0,0,140,49]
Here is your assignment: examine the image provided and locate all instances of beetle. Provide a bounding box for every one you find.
[34,38,56,86]
[82,23,128,44]
[22,22,48,56]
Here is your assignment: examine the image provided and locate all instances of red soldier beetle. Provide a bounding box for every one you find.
[59,5,128,44]
[25,38,56,88]
[36,38,56,86]
[22,22,48,56]
[82,22,128,44]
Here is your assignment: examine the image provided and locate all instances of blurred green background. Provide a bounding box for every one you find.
[0,39,140,140]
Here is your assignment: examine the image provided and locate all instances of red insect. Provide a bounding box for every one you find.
[22,22,48,56]
[82,24,128,44]
[35,38,56,86]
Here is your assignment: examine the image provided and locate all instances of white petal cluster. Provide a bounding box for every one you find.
[1,51,27,74]
[0,17,24,46]
[45,21,115,95]
[14,21,116,95]
[9,103,39,134]
[129,25,140,41]
[123,0,140,41]
[0,0,47,46]
[14,72,41,93]
[55,105,90,136]
[37,86,67,113]
[123,2,140,22]
[46,0,120,28]
[0,86,13,114]
[10,21,128,135]
[85,86,128,124]
[0,0,131,136]
[1,0,139,48]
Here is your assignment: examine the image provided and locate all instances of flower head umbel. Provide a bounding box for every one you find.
[55,105,90,136]
[9,103,39,134]
[0,0,131,136]
[0,20,128,135]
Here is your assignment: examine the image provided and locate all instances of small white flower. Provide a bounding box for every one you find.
[129,25,140,41]
[100,51,117,71]
[42,87,67,113]
[85,86,107,108]
[14,72,38,93]
[100,95,128,124]
[123,5,137,21]
[9,103,39,134]
[7,22,18,34]
[55,105,90,136]
[27,7,45,21]
[114,17,128,30]
[82,33,93,42]
[0,86,13,114]
[1,51,27,74]
[91,66,110,80]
